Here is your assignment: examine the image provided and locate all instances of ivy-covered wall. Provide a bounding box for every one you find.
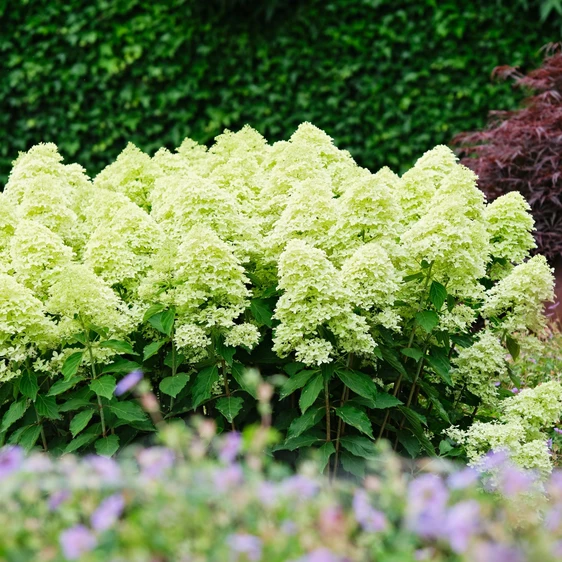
[0,0,556,183]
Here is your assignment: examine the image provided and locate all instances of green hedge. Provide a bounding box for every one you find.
[0,0,557,183]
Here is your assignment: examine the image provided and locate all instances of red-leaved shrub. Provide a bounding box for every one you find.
[454,44,562,266]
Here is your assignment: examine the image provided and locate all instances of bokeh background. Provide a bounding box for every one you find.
[0,0,559,184]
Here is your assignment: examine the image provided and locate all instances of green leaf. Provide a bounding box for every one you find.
[143,339,168,362]
[287,407,325,440]
[143,303,165,322]
[439,439,453,455]
[425,347,453,386]
[159,374,190,398]
[90,376,117,399]
[231,362,257,399]
[216,337,236,365]
[1,399,28,433]
[65,431,99,454]
[429,281,447,311]
[340,452,365,478]
[336,369,378,401]
[450,334,473,348]
[164,349,185,371]
[379,347,407,377]
[404,271,424,282]
[99,340,138,355]
[19,371,38,400]
[415,310,439,333]
[47,376,84,396]
[506,335,520,361]
[284,362,305,377]
[299,372,323,413]
[373,392,402,409]
[35,395,60,420]
[335,405,374,439]
[95,435,120,457]
[401,347,424,362]
[507,365,522,389]
[397,432,421,458]
[192,365,220,409]
[273,432,323,452]
[59,398,94,413]
[339,435,377,459]
[398,405,434,456]
[426,394,451,424]
[108,401,147,422]
[61,352,83,380]
[279,369,317,400]
[250,298,273,327]
[101,359,141,374]
[70,409,95,437]
[17,425,42,452]
[148,308,175,336]
[215,396,244,423]
[317,441,335,473]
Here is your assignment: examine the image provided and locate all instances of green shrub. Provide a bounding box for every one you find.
[0,0,558,184]
[0,124,558,474]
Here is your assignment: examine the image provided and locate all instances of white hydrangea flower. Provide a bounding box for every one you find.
[224,323,260,349]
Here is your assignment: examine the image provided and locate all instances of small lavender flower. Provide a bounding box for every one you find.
[257,481,279,507]
[137,447,175,479]
[114,369,143,396]
[480,449,510,471]
[447,467,479,490]
[554,428,562,435]
[219,431,242,464]
[214,463,244,492]
[295,548,343,562]
[49,489,71,511]
[0,445,23,479]
[406,474,448,539]
[226,533,262,561]
[85,455,121,482]
[472,542,524,562]
[352,490,387,532]
[282,475,320,499]
[59,525,97,560]
[499,465,535,496]
[91,493,125,531]
[444,500,481,553]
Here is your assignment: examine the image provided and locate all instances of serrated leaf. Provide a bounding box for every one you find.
[450,334,473,348]
[425,347,453,386]
[398,432,421,458]
[59,398,94,413]
[336,369,378,401]
[17,425,42,452]
[101,359,141,374]
[19,371,38,400]
[65,431,99,454]
[90,376,117,399]
[216,337,236,366]
[231,362,257,399]
[143,303,166,322]
[215,396,244,423]
[164,349,185,370]
[415,310,439,333]
[108,401,147,422]
[373,392,403,409]
[159,374,190,398]
[401,347,424,362]
[148,308,175,336]
[506,335,520,361]
[99,340,139,355]
[47,376,84,396]
[95,435,120,457]
[284,362,305,377]
[250,298,273,327]
[398,405,434,456]
[404,272,424,282]
[287,407,325,440]
[429,281,447,311]
[1,399,28,433]
[379,347,407,377]
[70,409,95,437]
[279,369,317,400]
[299,372,323,413]
[439,439,453,455]
[317,441,335,473]
[35,395,60,420]
[273,432,323,452]
[340,452,366,478]
[143,339,168,362]
[61,352,83,380]
[191,365,220,409]
[336,405,374,439]
[507,365,522,389]
[339,435,377,459]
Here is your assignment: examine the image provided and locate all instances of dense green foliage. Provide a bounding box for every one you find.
[0,0,558,184]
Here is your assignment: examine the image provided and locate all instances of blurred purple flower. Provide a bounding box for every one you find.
[406,474,448,539]
[552,540,562,558]
[499,465,535,496]
[219,432,242,464]
[444,500,480,553]
[59,525,97,560]
[297,549,344,562]
[0,446,23,480]
[480,449,510,471]
[91,493,125,532]
[447,467,479,490]
[352,490,387,532]
[494,381,501,387]
[137,447,175,479]
[226,533,262,561]
[86,455,121,482]
[472,542,524,562]
[214,463,244,492]
[554,428,562,435]
[281,520,298,535]
[114,369,143,396]
[283,475,320,499]
[548,438,554,451]
[257,481,279,507]
[511,387,519,394]
[546,504,562,531]
[49,489,71,511]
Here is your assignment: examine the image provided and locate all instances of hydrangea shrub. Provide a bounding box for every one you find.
[0,124,557,472]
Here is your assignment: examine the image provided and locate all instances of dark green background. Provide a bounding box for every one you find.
[0,0,557,184]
